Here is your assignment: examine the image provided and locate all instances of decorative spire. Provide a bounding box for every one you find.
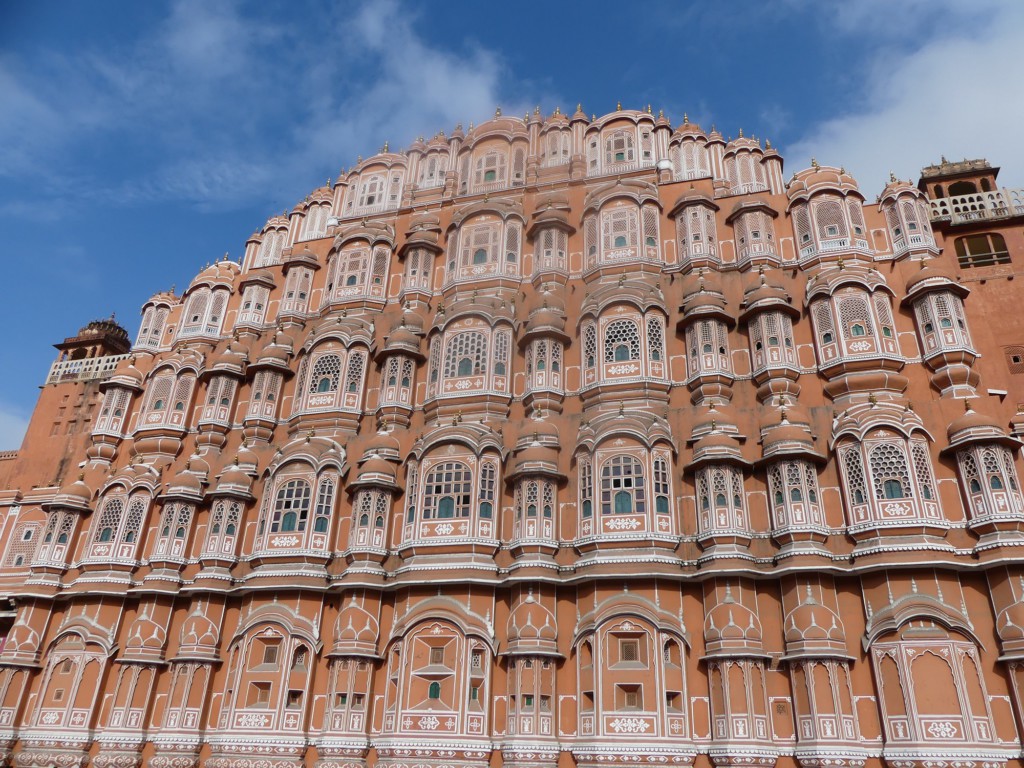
[617,100,622,110]
[811,157,820,169]
[494,106,502,117]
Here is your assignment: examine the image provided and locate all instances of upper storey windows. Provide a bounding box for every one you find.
[426,320,512,401]
[254,227,288,268]
[672,199,719,271]
[837,430,943,536]
[417,152,446,190]
[724,150,768,195]
[295,344,368,415]
[135,304,170,350]
[345,170,404,217]
[177,288,229,340]
[445,214,522,287]
[583,200,661,273]
[458,143,527,195]
[581,309,668,388]
[324,243,390,305]
[138,370,196,431]
[730,207,779,269]
[299,202,332,242]
[540,129,570,168]
[670,139,711,181]
[810,286,901,371]
[586,124,654,176]
[791,194,870,261]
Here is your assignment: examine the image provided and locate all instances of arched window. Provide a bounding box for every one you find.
[423,462,473,519]
[444,331,487,379]
[869,443,913,501]
[313,478,335,533]
[310,355,341,394]
[600,456,646,515]
[272,479,312,533]
[479,461,497,519]
[428,681,441,699]
[604,319,641,362]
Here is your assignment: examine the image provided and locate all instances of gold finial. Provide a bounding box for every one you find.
[889,170,897,183]
[811,157,820,169]
[306,428,314,443]
[357,155,362,163]
[617,101,622,111]
[468,122,474,130]
[646,104,652,114]
[494,106,502,117]
[77,472,85,481]
[576,103,582,112]
[382,141,389,152]
[965,398,973,412]
[554,106,561,115]
[534,105,540,114]
[592,114,596,121]
[837,255,845,270]
[619,402,625,416]
[738,128,744,138]
[765,138,772,149]
[868,393,878,406]
[683,112,689,123]
[524,113,528,122]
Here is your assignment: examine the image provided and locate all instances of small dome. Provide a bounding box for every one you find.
[332,599,380,657]
[724,134,763,154]
[214,467,253,496]
[784,598,848,657]
[945,404,1014,450]
[787,163,861,201]
[358,456,397,482]
[506,596,558,656]
[165,469,204,500]
[903,260,965,300]
[178,606,220,659]
[77,317,130,344]
[363,429,402,459]
[670,115,706,141]
[51,475,93,511]
[879,175,921,205]
[997,599,1024,645]
[704,591,764,655]
[124,611,167,661]
[188,258,238,290]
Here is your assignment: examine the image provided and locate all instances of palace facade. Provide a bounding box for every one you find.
[2,106,1024,768]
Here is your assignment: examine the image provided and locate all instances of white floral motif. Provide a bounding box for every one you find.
[609,717,650,733]
[435,523,454,535]
[418,715,440,730]
[237,713,269,728]
[926,720,958,739]
[605,517,641,531]
[607,364,639,375]
[271,536,300,546]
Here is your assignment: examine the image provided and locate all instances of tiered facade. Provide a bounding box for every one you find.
[2,106,1024,768]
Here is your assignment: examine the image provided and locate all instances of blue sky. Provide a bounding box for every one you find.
[1,0,1022,448]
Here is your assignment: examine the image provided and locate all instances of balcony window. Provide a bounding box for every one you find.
[955,233,1010,268]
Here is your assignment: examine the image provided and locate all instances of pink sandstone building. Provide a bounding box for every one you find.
[1,105,1024,768]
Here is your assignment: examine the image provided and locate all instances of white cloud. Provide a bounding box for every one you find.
[0,0,555,213]
[0,402,29,451]
[786,2,1024,196]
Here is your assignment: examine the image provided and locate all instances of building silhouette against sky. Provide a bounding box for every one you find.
[1,105,1024,768]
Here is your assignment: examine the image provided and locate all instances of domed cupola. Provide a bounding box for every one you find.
[678,272,736,406]
[703,585,766,658]
[758,403,822,462]
[668,186,720,272]
[46,474,94,513]
[506,590,559,657]
[722,131,771,196]
[879,172,938,260]
[786,161,870,266]
[901,259,978,397]
[122,609,168,663]
[783,589,850,659]
[329,597,381,658]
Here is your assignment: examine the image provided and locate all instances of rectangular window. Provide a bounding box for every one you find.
[471,650,482,669]
[261,642,280,667]
[523,693,534,708]
[620,638,640,663]
[352,693,365,709]
[429,646,444,665]
[248,682,271,707]
[336,692,348,708]
[286,690,303,709]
